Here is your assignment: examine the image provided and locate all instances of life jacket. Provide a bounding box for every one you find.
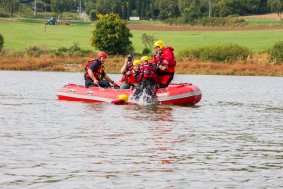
[138,63,157,82]
[153,46,176,73]
[128,69,139,85]
[84,59,105,81]
[120,68,139,85]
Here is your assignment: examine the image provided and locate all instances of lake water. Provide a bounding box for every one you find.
[0,71,282,189]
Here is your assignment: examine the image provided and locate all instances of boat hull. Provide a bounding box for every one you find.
[57,83,202,105]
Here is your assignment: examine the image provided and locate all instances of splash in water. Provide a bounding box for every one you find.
[130,80,157,105]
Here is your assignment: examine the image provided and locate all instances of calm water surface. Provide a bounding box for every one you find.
[0,71,282,189]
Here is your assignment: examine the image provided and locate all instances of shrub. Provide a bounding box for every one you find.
[142,47,151,55]
[178,48,201,61]
[57,42,92,56]
[25,46,48,57]
[200,44,250,63]
[91,13,133,55]
[269,41,283,64]
[142,33,155,52]
[192,17,246,26]
[0,34,3,52]
[0,12,9,17]
[89,9,96,21]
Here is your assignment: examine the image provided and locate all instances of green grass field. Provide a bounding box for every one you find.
[245,17,283,26]
[1,20,283,54]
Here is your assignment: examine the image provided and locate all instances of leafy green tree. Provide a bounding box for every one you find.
[127,0,133,17]
[136,0,142,17]
[178,0,192,16]
[91,13,133,55]
[122,2,128,19]
[214,0,243,16]
[156,0,180,20]
[96,0,122,16]
[267,0,283,19]
[183,0,202,23]
[150,1,155,19]
[51,0,65,17]
[1,0,20,16]
[83,0,96,14]
[0,34,4,52]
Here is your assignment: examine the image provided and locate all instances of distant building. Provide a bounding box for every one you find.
[129,17,140,21]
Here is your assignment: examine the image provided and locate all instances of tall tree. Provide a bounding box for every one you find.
[150,1,155,19]
[96,0,122,16]
[268,0,283,19]
[122,1,128,19]
[137,0,142,17]
[178,0,192,16]
[127,0,133,17]
[183,0,202,23]
[83,0,96,14]
[155,0,180,20]
[141,1,146,18]
[51,0,65,17]
[1,0,20,16]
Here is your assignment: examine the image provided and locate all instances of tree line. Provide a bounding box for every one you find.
[1,0,282,21]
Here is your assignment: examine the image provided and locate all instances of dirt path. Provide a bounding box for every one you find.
[242,13,282,20]
[127,24,283,31]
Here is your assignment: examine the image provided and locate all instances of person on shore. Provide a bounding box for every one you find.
[131,56,158,104]
[84,51,118,88]
[120,59,142,89]
[152,40,176,88]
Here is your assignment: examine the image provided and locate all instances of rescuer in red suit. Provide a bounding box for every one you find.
[152,40,176,88]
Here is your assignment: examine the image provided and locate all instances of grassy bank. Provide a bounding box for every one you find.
[1,54,283,76]
[1,19,283,76]
[1,20,283,54]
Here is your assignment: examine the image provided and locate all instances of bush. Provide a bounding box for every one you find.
[57,42,92,56]
[178,48,201,61]
[200,43,250,63]
[25,46,49,57]
[0,34,4,51]
[192,17,246,26]
[91,13,133,55]
[0,12,9,17]
[142,33,155,52]
[269,41,283,64]
[142,47,151,55]
[89,9,96,21]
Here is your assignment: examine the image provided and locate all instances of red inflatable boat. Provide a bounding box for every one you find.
[56,83,202,105]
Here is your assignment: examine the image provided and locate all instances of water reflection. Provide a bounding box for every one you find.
[126,105,174,122]
[1,72,283,188]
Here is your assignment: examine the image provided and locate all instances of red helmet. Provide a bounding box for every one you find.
[97,51,108,59]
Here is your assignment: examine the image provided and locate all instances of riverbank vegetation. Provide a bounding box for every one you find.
[1,15,283,76]
[1,19,283,53]
[1,41,283,76]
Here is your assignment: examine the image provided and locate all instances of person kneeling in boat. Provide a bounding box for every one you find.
[120,54,134,89]
[152,40,176,88]
[84,51,118,88]
[131,56,158,103]
[120,59,142,89]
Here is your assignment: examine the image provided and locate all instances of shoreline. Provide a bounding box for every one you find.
[1,56,282,77]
